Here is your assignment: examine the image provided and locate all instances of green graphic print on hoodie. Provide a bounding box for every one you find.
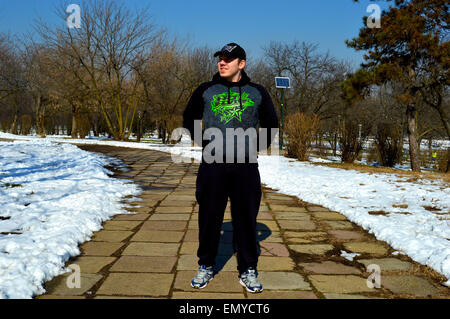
[183,70,279,163]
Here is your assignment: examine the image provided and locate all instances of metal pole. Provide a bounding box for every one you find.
[280,88,285,150]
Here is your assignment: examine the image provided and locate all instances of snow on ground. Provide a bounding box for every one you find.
[340,250,361,262]
[1,132,450,290]
[0,138,141,298]
[258,155,450,286]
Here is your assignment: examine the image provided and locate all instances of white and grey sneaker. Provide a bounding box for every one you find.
[239,268,263,293]
[191,265,214,289]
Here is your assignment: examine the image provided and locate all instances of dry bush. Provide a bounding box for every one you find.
[76,113,91,139]
[1,119,11,132]
[20,114,32,135]
[374,123,403,167]
[339,121,365,163]
[285,112,320,161]
[438,149,449,173]
[168,115,183,144]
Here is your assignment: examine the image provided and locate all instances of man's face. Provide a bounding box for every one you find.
[217,55,246,80]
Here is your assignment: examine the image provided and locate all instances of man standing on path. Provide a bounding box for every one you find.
[183,43,279,293]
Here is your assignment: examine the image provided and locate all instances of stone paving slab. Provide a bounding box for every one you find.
[322,221,354,230]
[122,243,180,256]
[270,205,308,213]
[131,230,185,243]
[298,261,362,275]
[68,256,117,273]
[113,213,149,221]
[141,221,187,231]
[177,255,202,271]
[307,206,330,212]
[273,212,311,220]
[148,213,191,221]
[343,242,389,256]
[179,242,199,255]
[381,275,442,296]
[44,273,103,296]
[92,230,134,242]
[328,230,365,241]
[278,220,316,231]
[259,242,290,257]
[80,242,125,256]
[308,275,374,294]
[183,230,199,242]
[312,212,348,220]
[257,231,284,243]
[159,201,196,207]
[257,272,311,290]
[103,220,143,231]
[258,257,296,271]
[357,258,412,271]
[96,273,174,297]
[110,256,177,273]
[155,207,193,214]
[288,244,335,255]
[35,144,450,300]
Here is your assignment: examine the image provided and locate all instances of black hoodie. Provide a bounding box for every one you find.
[183,70,279,164]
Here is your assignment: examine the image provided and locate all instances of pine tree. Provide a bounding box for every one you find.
[345,0,449,172]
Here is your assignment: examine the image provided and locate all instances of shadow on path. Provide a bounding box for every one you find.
[213,222,271,275]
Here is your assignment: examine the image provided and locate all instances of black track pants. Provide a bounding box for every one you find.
[195,162,262,274]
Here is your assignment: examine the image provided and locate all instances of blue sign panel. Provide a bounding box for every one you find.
[275,77,290,88]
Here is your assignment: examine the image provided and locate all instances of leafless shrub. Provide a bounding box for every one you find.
[438,149,449,173]
[374,123,403,167]
[20,114,32,135]
[1,119,11,132]
[75,113,90,139]
[285,112,320,161]
[339,121,366,163]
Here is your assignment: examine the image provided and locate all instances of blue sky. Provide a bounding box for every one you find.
[0,0,391,69]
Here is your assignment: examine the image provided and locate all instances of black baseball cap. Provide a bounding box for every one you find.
[214,43,246,60]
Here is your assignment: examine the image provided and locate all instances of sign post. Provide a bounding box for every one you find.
[275,77,290,150]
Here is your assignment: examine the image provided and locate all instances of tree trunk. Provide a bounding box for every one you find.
[71,106,78,138]
[136,114,142,143]
[11,113,18,135]
[333,132,337,157]
[406,103,421,172]
[35,93,46,137]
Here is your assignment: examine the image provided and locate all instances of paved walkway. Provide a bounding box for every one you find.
[35,144,450,299]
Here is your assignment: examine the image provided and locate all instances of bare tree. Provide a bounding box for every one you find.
[263,40,346,118]
[37,0,162,140]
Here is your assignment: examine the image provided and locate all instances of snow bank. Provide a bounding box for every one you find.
[0,139,140,298]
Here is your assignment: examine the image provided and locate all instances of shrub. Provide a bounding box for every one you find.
[1,119,11,133]
[75,113,91,139]
[438,149,449,173]
[20,114,32,135]
[339,121,365,163]
[284,113,320,161]
[168,115,183,144]
[374,123,403,167]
